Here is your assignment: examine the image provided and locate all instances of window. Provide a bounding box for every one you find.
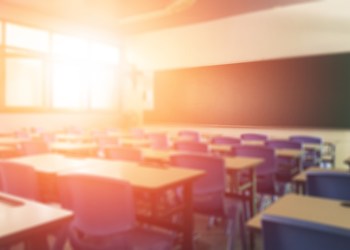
[89,64,119,109]
[5,58,45,107]
[5,23,49,52]
[52,61,89,109]
[0,21,124,112]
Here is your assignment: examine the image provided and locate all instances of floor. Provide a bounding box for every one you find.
[8,214,263,250]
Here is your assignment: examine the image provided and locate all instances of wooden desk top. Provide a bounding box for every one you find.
[50,142,98,151]
[142,148,263,171]
[224,156,263,171]
[55,133,93,142]
[8,154,95,174]
[292,167,348,184]
[60,158,205,190]
[0,192,72,244]
[246,193,350,231]
[0,137,24,146]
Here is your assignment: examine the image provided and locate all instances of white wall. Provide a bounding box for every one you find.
[127,0,350,70]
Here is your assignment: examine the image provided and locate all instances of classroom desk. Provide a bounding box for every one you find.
[60,158,204,250]
[246,193,350,250]
[292,167,348,194]
[119,138,150,147]
[0,192,72,249]
[7,154,203,250]
[54,133,93,143]
[0,137,23,147]
[141,148,262,215]
[50,142,98,157]
[8,154,109,201]
[247,193,350,231]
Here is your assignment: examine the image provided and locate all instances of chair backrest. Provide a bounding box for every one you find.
[58,174,136,236]
[131,128,146,138]
[104,146,142,162]
[170,153,225,214]
[178,130,200,142]
[240,133,268,141]
[233,145,277,176]
[20,140,49,155]
[147,132,169,150]
[289,135,322,145]
[266,140,302,150]
[174,141,208,153]
[306,172,350,201]
[211,136,240,145]
[262,214,350,250]
[0,161,39,200]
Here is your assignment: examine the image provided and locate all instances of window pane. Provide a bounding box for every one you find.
[6,23,49,52]
[53,34,88,59]
[52,61,88,109]
[90,42,120,64]
[89,64,119,109]
[5,58,44,107]
[0,21,2,45]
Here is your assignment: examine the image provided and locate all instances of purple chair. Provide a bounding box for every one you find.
[148,132,170,150]
[174,141,208,153]
[211,136,241,145]
[178,130,201,142]
[0,161,39,200]
[289,135,322,169]
[266,140,303,193]
[240,133,268,141]
[20,140,50,156]
[57,174,174,250]
[104,146,142,162]
[170,153,245,250]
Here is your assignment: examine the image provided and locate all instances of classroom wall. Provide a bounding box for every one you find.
[126,1,350,70]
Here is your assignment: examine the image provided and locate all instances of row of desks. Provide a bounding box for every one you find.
[0,153,209,250]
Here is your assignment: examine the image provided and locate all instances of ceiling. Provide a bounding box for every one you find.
[1,0,317,35]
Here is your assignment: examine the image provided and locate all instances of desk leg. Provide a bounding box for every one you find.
[182,182,194,250]
[250,168,257,216]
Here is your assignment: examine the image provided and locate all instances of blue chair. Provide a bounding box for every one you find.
[233,146,277,211]
[306,171,350,201]
[289,135,322,169]
[170,153,245,250]
[178,130,200,142]
[266,140,302,194]
[262,214,350,250]
[104,146,142,162]
[57,174,174,250]
[0,161,39,200]
[174,141,208,153]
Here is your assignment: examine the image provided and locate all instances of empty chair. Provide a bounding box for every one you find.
[174,141,208,153]
[170,153,244,250]
[57,174,174,250]
[211,136,241,145]
[0,161,39,200]
[266,140,303,194]
[262,214,350,250]
[104,146,142,162]
[177,130,200,142]
[289,135,322,169]
[306,171,350,201]
[20,140,49,156]
[240,133,268,141]
[148,132,170,150]
[233,145,277,210]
